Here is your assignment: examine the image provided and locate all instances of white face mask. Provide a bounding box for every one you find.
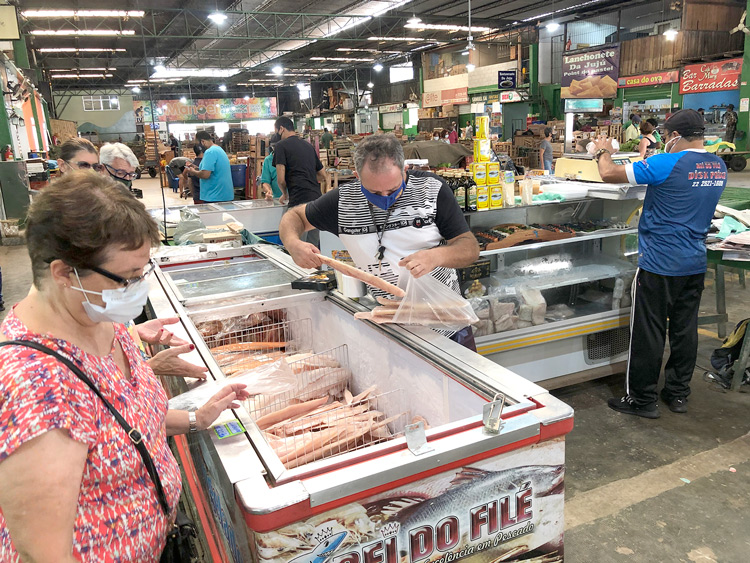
[665,135,682,153]
[71,269,150,324]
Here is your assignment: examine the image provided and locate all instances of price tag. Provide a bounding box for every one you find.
[214,420,246,439]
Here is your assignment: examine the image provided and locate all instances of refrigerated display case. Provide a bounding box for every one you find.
[148,200,287,241]
[145,244,574,563]
[465,197,642,388]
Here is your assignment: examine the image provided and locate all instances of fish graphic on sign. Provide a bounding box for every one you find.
[288,529,348,563]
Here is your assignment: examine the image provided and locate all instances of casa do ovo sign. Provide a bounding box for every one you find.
[679,59,743,94]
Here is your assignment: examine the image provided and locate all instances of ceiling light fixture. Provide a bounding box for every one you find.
[36,47,127,52]
[180,96,188,103]
[208,12,228,24]
[131,86,140,93]
[368,36,426,42]
[373,62,384,71]
[367,81,374,88]
[545,22,561,32]
[406,16,422,25]
[335,48,403,54]
[663,28,678,40]
[244,95,250,100]
[30,29,136,36]
[310,56,374,62]
[271,65,283,75]
[50,67,115,72]
[50,73,114,78]
[22,10,145,18]
[154,64,166,73]
[151,67,241,79]
[219,84,227,91]
[404,23,494,32]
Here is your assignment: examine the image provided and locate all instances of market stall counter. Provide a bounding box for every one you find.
[146,244,574,563]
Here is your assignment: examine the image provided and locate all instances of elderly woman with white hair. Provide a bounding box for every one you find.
[100,142,140,192]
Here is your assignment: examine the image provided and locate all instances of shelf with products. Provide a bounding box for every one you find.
[457,197,641,386]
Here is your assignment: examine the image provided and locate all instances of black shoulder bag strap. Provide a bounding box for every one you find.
[0,339,171,515]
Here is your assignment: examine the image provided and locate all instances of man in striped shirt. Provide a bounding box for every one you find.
[280,134,480,349]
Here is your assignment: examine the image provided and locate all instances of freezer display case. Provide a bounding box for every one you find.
[146,245,574,563]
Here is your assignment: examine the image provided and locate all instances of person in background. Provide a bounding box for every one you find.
[321,128,333,150]
[540,127,554,173]
[260,133,282,200]
[697,108,705,121]
[624,114,641,142]
[273,116,328,247]
[279,134,480,350]
[100,143,139,194]
[0,172,249,561]
[722,104,738,143]
[185,131,234,203]
[638,121,659,160]
[646,118,662,145]
[464,123,473,140]
[575,139,590,153]
[169,133,179,154]
[56,138,103,175]
[593,109,727,418]
[448,124,458,144]
[181,143,204,204]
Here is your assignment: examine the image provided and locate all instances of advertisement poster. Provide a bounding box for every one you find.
[679,58,743,94]
[133,97,277,122]
[618,71,679,88]
[561,45,620,99]
[497,71,517,90]
[252,439,565,563]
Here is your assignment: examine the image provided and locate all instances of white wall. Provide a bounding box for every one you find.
[423,61,519,93]
[54,93,137,142]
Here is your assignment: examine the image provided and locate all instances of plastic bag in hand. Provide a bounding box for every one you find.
[391,273,479,330]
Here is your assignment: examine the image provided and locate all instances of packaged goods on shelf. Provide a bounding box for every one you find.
[474,139,491,162]
[472,163,487,185]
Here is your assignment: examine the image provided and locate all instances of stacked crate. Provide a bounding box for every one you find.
[231,130,251,153]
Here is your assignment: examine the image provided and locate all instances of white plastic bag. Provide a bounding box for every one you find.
[391,274,479,330]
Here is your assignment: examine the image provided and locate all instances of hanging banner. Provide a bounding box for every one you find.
[499,91,523,103]
[561,45,620,99]
[618,71,679,88]
[441,87,469,104]
[679,58,743,94]
[379,103,403,113]
[134,97,278,122]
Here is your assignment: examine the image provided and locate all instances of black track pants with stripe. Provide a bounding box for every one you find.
[626,268,705,407]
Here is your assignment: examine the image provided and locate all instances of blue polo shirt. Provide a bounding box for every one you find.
[199,145,234,202]
[625,149,726,276]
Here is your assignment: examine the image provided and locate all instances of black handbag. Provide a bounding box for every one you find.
[0,340,197,562]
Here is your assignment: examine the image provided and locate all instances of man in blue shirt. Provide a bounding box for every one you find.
[593,109,727,418]
[185,130,234,202]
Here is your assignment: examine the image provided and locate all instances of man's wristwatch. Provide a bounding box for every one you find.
[189,411,199,433]
[594,148,611,162]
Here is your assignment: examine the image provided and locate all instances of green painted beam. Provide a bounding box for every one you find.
[29,88,44,152]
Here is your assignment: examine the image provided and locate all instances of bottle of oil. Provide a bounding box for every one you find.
[453,172,466,211]
[465,172,478,212]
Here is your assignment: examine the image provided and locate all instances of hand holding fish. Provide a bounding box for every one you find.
[288,240,324,270]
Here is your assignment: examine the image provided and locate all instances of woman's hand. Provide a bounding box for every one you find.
[136,318,189,347]
[147,345,209,379]
[196,384,252,430]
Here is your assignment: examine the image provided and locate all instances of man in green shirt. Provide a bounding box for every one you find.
[321,128,334,149]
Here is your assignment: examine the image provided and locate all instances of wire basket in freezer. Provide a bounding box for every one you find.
[243,345,410,469]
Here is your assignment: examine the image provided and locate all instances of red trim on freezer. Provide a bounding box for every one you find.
[159,255,260,268]
[241,434,544,532]
[174,435,231,563]
[539,418,575,441]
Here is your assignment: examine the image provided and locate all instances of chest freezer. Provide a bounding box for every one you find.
[146,245,574,563]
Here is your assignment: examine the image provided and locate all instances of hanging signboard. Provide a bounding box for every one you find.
[134,97,278,122]
[618,70,679,88]
[499,91,523,103]
[679,58,743,94]
[422,91,442,108]
[564,98,604,113]
[379,103,403,114]
[471,93,500,104]
[561,45,620,99]
[497,71,517,90]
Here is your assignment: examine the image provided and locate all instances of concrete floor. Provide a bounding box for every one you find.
[1,179,749,562]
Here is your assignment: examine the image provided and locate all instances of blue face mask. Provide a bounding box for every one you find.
[361,181,405,210]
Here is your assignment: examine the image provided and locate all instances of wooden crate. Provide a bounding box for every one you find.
[50,119,78,142]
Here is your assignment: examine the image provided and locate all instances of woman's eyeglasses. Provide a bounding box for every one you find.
[104,163,137,181]
[90,259,156,288]
[67,161,105,172]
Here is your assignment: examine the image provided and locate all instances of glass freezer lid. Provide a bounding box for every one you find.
[212,202,245,211]
[166,258,295,300]
[236,200,275,209]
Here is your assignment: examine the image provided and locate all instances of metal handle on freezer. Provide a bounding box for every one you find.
[483,392,506,434]
[405,421,434,456]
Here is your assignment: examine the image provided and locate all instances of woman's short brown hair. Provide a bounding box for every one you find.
[639,121,655,135]
[58,138,98,163]
[26,170,161,286]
